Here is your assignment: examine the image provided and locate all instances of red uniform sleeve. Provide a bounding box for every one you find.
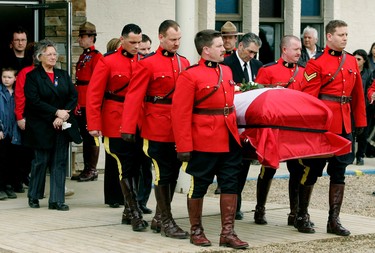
[171,71,195,152]
[367,79,375,102]
[86,57,109,131]
[121,61,151,134]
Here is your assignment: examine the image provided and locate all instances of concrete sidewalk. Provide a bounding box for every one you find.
[2,155,375,253]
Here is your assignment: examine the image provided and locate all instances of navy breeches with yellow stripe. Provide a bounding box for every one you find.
[184,136,242,199]
[142,139,181,186]
[300,131,354,185]
[103,136,143,180]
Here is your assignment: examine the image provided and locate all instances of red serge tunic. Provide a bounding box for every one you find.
[255,58,304,88]
[86,47,138,138]
[75,45,102,107]
[121,46,190,142]
[172,59,241,153]
[300,47,366,134]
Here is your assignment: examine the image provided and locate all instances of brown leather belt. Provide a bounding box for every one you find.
[193,106,234,116]
[145,96,172,104]
[319,94,352,104]
[75,80,90,86]
[104,92,125,102]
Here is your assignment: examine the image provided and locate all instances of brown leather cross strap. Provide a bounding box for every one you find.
[193,105,234,116]
[318,94,352,104]
[145,96,172,104]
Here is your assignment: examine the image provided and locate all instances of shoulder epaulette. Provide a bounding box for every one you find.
[186,64,199,70]
[343,50,353,56]
[311,51,323,60]
[142,51,156,59]
[103,50,117,57]
[263,61,277,68]
[93,49,100,54]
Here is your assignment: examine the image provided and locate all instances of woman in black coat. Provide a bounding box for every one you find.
[24,39,81,211]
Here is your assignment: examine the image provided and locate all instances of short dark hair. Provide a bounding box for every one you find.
[121,24,142,37]
[10,25,28,42]
[194,29,222,55]
[325,20,347,35]
[158,20,180,36]
[240,32,262,48]
[142,34,152,44]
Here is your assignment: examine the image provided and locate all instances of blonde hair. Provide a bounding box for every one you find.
[106,38,120,53]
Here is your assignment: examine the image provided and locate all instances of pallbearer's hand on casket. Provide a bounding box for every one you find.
[177,152,191,162]
[356,127,365,136]
[121,133,136,143]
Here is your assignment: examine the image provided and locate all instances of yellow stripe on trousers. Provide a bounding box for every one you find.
[298,159,310,185]
[103,137,123,181]
[143,139,161,186]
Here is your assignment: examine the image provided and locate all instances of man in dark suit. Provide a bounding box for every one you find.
[223,32,263,220]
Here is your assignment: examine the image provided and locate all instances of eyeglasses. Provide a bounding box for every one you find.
[13,39,27,43]
[42,53,58,57]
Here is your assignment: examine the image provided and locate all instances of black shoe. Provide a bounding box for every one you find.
[139,205,152,214]
[109,203,120,208]
[49,202,69,211]
[28,198,40,208]
[235,210,244,220]
[0,191,8,200]
[356,157,364,166]
[5,185,17,199]
[13,184,25,193]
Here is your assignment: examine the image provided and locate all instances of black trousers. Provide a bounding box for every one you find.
[76,107,96,146]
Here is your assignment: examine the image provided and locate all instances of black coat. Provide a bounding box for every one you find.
[223,53,263,83]
[24,65,81,149]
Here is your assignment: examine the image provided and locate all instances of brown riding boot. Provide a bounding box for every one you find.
[78,145,99,182]
[327,183,350,236]
[219,194,249,249]
[154,184,189,239]
[295,185,315,233]
[254,176,272,224]
[187,197,211,246]
[151,204,161,232]
[151,182,177,233]
[120,178,147,232]
[121,202,131,225]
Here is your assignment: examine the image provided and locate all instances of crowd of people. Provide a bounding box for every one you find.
[1,18,375,249]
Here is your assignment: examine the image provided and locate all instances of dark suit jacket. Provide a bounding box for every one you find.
[223,53,263,83]
[24,65,81,149]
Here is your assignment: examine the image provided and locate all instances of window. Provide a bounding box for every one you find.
[259,0,284,63]
[301,0,324,47]
[215,0,243,33]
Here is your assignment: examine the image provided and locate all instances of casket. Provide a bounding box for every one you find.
[234,88,351,168]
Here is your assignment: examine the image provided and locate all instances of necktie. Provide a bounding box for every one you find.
[243,62,250,83]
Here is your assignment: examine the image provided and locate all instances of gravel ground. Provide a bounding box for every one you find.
[206,173,375,252]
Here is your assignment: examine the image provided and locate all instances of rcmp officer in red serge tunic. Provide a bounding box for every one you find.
[298,20,366,236]
[86,24,149,232]
[121,20,190,239]
[253,35,307,228]
[73,21,103,182]
[171,29,249,249]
